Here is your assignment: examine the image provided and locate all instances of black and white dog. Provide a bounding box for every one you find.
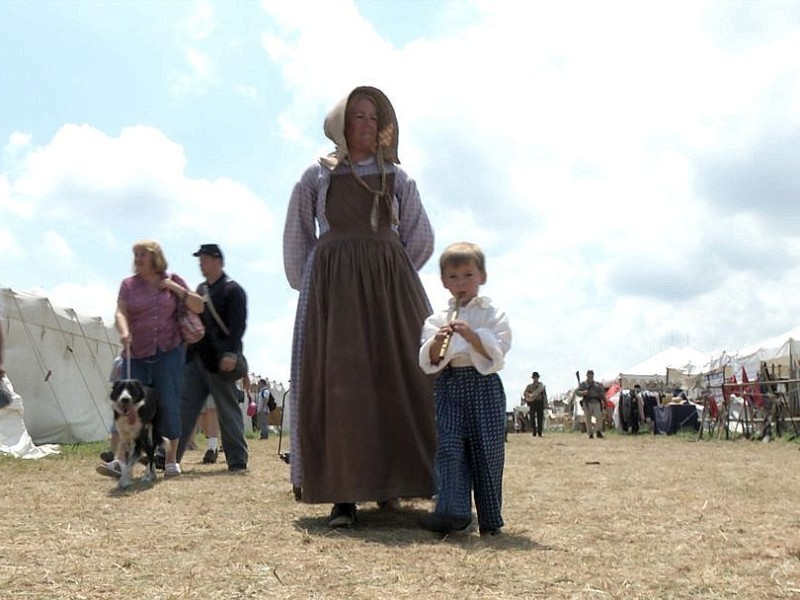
[109,379,161,489]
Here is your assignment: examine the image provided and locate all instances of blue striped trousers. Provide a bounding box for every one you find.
[434,366,506,532]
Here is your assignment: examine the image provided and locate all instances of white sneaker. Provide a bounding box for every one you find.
[96,459,122,479]
[164,462,182,479]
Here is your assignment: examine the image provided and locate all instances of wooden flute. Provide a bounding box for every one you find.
[438,295,462,361]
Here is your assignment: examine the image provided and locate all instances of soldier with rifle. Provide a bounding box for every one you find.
[575,369,606,439]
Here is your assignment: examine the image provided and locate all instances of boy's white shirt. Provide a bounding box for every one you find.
[419,295,511,375]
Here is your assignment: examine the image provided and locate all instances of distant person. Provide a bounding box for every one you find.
[523,371,547,437]
[100,239,204,479]
[198,395,220,464]
[256,378,274,439]
[177,244,249,473]
[283,86,437,528]
[418,242,512,536]
[575,369,606,439]
[623,384,645,435]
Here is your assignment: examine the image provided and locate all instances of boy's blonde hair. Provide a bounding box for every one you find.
[439,242,486,275]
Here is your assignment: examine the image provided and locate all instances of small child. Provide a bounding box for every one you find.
[256,378,273,439]
[418,242,512,536]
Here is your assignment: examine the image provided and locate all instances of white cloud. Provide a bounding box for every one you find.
[235,84,259,102]
[169,1,218,96]
[1,121,286,380]
[0,225,24,260]
[183,0,215,41]
[256,0,800,394]
[170,47,216,96]
[6,123,275,246]
[42,230,74,263]
[48,282,120,323]
[4,0,800,399]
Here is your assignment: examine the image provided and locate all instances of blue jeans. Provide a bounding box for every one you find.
[123,345,186,440]
[176,354,248,468]
[258,410,270,438]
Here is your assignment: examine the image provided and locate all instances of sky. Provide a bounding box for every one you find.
[2,0,800,405]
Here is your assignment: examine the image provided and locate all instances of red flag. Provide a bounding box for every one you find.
[741,367,764,408]
[724,373,740,400]
[709,395,719,418]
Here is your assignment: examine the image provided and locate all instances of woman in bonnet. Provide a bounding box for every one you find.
[283,86,437,527]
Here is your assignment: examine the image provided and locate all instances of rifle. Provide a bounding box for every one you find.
[576,371,584,406]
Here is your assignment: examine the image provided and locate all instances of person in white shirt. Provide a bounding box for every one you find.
[418,242,512,537]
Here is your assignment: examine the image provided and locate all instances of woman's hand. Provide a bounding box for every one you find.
[163,277,205,313]
[161,277,184,297]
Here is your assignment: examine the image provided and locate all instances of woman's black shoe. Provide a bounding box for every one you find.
[328,503,357,528]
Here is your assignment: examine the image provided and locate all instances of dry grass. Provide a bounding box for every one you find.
[2,430,800,599]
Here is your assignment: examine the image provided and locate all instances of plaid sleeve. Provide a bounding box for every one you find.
[283,165,320,290]
[394,168,434,270]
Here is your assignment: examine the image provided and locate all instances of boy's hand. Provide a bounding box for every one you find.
[449,319,477,345]
[434,325,452,343]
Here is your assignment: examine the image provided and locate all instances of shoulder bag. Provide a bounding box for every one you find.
[172,275,205,345]
[202,282,248,382]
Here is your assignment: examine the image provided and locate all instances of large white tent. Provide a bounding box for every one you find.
[621,346,711,376]
[708,325,800,381]
[606,346,711,392]
[1,286,119,445]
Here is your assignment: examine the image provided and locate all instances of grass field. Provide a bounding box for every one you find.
[2,429,799,599]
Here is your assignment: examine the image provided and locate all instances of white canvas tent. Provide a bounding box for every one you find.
[2,286,119,445]
[613,346,711,392]
[708,325,800,382]
[622,346,710,377]
[1,376,61,458]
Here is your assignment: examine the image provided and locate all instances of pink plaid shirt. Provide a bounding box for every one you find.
[118,273,188,359]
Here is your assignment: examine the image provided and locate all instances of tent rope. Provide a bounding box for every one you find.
[64,306,119,434]
[9,292,73,432]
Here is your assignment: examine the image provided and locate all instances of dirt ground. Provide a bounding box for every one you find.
[2,429,799,599]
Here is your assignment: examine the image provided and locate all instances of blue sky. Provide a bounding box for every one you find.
[3,0,800,401]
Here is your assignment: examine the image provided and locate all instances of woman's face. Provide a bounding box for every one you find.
[344,96,378,161]
[133,247,155,274]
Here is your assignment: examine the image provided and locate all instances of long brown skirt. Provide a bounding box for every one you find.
[299,227,437,503]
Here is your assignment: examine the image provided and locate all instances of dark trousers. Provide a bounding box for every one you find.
[176,354,248,468]
[627,410,640,434]
[528,401,544,436]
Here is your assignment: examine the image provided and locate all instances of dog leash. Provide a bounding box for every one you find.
[123,340,138,425]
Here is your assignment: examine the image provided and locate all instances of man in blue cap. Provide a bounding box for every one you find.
[177,244,249,472]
